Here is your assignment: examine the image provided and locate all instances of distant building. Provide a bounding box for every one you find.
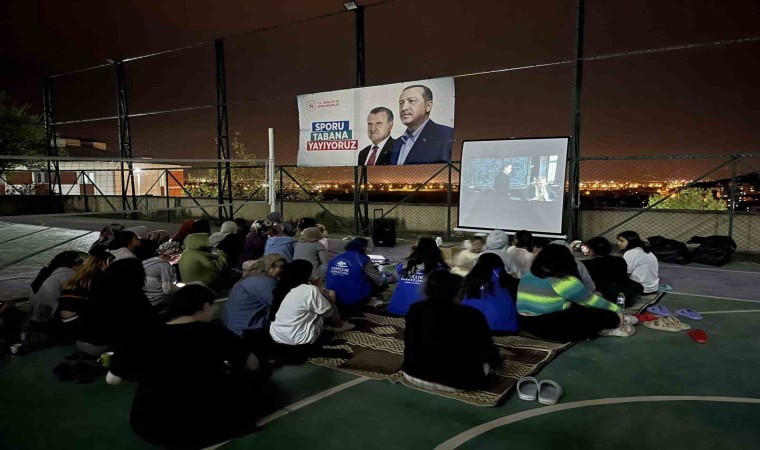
[0,138,186,197]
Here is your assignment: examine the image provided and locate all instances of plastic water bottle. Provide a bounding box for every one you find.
[616,293,626,311]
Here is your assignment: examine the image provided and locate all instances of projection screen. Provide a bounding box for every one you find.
[457,137,570,235]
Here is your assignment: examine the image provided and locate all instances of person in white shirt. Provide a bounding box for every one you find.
[450,236,485,276]
[506,230,534,278]
[269,260,353,349]
[617,231,660,294]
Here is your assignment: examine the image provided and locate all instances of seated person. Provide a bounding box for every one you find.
[142,241,183,308]
[537,238,596,292]
[617,231,660,294]
[106,284,262,449]
[325,237,387,310]
[450,235,484,276]
[529,176,555,201]
[57,250,112,356]
[88,223,124,255]
[239,220,270,267]
[189,219,211,235]
[171,220,195,245]
[269,260,351,362]
[223,254,286,337]
[267,211,294,236]
[264,224,297,262]
[517,244,630,341]
[582,237,644,305]
[316,224,329,252]
[28,251,86,331]
[481,230,516,274]
[108,231,141,261]
[506,230,534,278]
[296,217,318,238]
[127,226,154,260]
[178,233,229,290]
[388,237,448,316]
[210,221,244,267]
[89,258,158,347]
[293,227,328,277]
[460,253,518,333]
[403,271,500,391]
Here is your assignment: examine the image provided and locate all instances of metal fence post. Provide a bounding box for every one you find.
[728,156,738,238]
[279,166,284,215]
[447,162,453,242]
[82,171,89,212]
[165,169,171,223]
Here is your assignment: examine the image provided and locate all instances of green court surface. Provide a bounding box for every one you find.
[1,221,759,449]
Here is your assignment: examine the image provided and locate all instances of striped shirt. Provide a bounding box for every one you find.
[516,272,620,316]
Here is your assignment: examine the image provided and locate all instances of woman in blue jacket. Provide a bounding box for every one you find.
[460,253,519,333]
[388,237,448,316]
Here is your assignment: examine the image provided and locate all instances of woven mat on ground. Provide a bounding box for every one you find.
[308,311,572,407]
[625,291,666,315]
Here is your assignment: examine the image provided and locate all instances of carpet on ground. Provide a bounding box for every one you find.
[308,311,572,406]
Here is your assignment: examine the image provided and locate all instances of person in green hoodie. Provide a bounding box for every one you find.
[179,233,228,290]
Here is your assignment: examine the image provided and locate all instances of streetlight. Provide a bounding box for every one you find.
[343,1,358,10]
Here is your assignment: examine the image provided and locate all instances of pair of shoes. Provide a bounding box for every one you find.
[517,377,563,405]
[643,316,690,332]
[599,324,636,337]
[623,315,639,326]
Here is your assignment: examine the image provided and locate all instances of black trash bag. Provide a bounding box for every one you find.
[647,235,692,265]
[688,235,737,267]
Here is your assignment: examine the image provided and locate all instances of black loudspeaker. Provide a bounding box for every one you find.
[373,219,396,247]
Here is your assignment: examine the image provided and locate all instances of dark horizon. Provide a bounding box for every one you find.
[2,0,759,170]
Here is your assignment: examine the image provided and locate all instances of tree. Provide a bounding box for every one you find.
[0,91,46,174]
[184,132,323,202]
[648,187,726,211]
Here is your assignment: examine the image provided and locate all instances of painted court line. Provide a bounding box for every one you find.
[0,227,52,245]
[662,264,760,275]
[255,377,370,427]
[699,309,760,315]
[435,396,760,450]
[669,291,760,304]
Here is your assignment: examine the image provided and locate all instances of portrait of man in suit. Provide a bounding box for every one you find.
[357,107,395,166]
[492,163,513,198]
[390,85,454,165]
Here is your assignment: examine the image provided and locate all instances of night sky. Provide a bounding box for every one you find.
[1,0,759,178]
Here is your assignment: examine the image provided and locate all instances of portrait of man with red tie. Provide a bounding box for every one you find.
[357,106,396,166]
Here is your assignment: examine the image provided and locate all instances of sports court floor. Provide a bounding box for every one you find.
[1,218,758,449]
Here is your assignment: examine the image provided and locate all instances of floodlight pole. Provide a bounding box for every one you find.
[215,39,234,223]
[42,77,62,200]
[568,0,585,240]
[353,4,370,235]
[114,60,138,218]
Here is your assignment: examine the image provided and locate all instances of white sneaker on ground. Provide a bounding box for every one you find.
[599,324,636,337]
[367,298,385,308]
[623,315,639,326]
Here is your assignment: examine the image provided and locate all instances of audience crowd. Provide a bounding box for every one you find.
[0,212,661,448]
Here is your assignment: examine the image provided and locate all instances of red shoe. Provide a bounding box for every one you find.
[634,312,660,322]
[687,329,708,344]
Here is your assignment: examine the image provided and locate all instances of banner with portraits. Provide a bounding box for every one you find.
[296,77,455,167]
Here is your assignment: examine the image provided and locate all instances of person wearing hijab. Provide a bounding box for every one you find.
[264,224,297,262]
[293,227,328,277]
[238,220,270,267]
[143,241,184,308]
[215,222,245,269]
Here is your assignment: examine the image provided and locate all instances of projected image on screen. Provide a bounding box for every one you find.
[458,138,569,234]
